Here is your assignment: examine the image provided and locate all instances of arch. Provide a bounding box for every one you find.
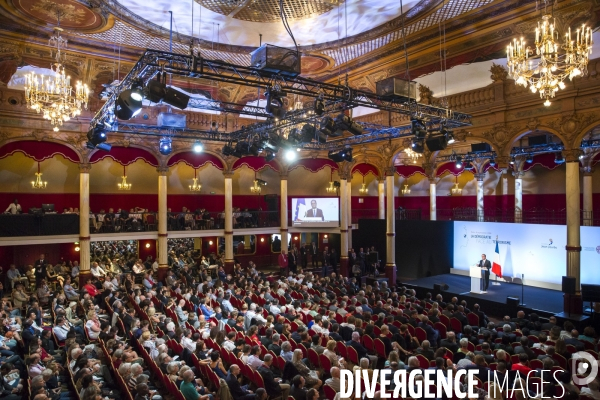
[435,161,465,177]
[232,156,280,173]
[288,158,339,173]
[351,163,380,177]
[89,145,159,166]
[574,120,600,147]
[167,150,226,170]
[0,139,82,163]
[502,126,568,157]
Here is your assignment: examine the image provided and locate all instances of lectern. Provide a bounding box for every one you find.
[470,266,483,294]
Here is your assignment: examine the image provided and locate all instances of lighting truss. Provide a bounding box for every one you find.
[91,50,472,146]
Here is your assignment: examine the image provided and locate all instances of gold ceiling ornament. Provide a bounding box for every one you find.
[24,14,89,132]
[404,147,422,164]
[506,2,592,106]
[118,166,131,191]
[31,162,47,189]
[189,169,202,192]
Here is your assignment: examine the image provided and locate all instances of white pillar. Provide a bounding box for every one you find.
[385,169,396,283]
[476,173,485,222]
[429,178,436,221]
[514,172,523,223]
[583,170,593,226]
[78,163,91,286]
[340,178,349,276]
[280,175,288,253]
[347,179,352,249]
[378,179,385,219]
[565,155,581,292]
[224,172,234,271]
[157,167,169,281]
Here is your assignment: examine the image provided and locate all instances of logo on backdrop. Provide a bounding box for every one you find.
[549,238,553,245]
[541,239,557,249]
[596,246,600,254]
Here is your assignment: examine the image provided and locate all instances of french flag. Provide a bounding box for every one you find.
[294,198,305,221]
[492,240,502,278]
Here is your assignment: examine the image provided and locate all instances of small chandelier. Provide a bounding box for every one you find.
[31,162,47,189]
[401,184,411,195]
[24,16,89,131]
[250,180,261,194]
[451,176,462,195]
[404,148,422,164]
[359,175,368,194]
[118,166,131,191]
[189,169,201,192]
[506,1,592,106]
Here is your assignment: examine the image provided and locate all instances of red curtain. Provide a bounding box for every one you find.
[0,141,80,163]
[90,147,158,167]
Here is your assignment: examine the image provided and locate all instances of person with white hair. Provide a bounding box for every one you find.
[128,364,144,391]
[325,367,341,392]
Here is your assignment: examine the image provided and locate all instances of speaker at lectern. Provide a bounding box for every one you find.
[470,265,483,294]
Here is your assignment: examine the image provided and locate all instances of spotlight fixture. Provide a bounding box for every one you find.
[300,124,317,142]
[526,154,534,163]
[159,137,172,155]
[411,118,427,139]
[319,116,340,137]
[284,149,297,161]
[411,138,425,154]
[232,142,250,158]
[554,152,565,164]
[328,148,353,163]
[265,87,286,119]
[115,88,143,120]
[314,98,325,116]
[87,124,107,147]
[509,155,516,165]
[446,130,456,144]
[222,143,234,156]
[425,133,448,151]
[193,142,203,153]
[264,148,276,162]
[335,113,363,136]
[455,156,463,168]
[489,158,496,167]
[145,74,190,109]
[463,160,474,171]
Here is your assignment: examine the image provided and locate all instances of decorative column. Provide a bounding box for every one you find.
[514,172,523,223]
[224,170,234,273]
[78,163,91,286]
[385,167,396,284]
[583,168,593,226]
[339,176,349,276]
[280,172,289,256]
[565,149,582,293]
[475,173,485,222]
[157,167,169,282]
[429,178,436,221]
[378,179,385,219]
[346,178,352,251]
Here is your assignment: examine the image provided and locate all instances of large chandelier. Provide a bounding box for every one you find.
[506,3,592,106]
[24,21,89,132]
[31,162,47,189]
[189,169,201,192]
[404,148,422,164]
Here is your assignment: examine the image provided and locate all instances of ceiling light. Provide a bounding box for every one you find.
[319,116,339,137]
[301,124,317,142]
[526,154,534,163]
[314,98,325,116]
[264,149,276,162]
[335,113,363,136]
[455,156,463,168]
[509,155,515,165]
[411,138,425,154]
[265,87,286,119]
[554,152,564,164]
[193,142,203,153]
[446,130,456,144]
[222,143,234,156]
[489,158,496,167]
[328,148,353,162]
[411,118,427,139]
[146,77,190,109]
[159,137,172,155]
[87,124,107,147]
[115,89,143,120]
[285,149,296,161]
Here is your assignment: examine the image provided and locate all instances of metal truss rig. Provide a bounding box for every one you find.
[91,49,472,146]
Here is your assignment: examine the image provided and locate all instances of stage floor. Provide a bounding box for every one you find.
[401,273,564,315]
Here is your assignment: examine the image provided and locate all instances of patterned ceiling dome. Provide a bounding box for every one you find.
[197,0,345,23]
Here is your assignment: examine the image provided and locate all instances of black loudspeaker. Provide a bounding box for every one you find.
[425,134,448,151]
[471,143,492,153]
[264,194,278,211]
[506,297,520,307]
[562,276,576,295]
[434,283,449,292]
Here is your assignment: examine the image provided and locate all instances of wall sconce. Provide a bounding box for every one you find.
[260,237,264,242]
[324,234,328,238]
[74,246,80,252]
[209,241,213,245]
[294,236,298,240]
[145,243,151,248]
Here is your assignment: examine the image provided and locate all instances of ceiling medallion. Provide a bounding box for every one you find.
[197,0,345,23]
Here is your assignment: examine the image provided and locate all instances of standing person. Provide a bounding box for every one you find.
[278,251,288,277]
[4,199,21,214]
[310,242,318,268]
[34,254,47,286]
[322,247,330,277]
[289,248,297,274]
[300,243,307,269]
[479,254,491,292]
[330,249,338,275]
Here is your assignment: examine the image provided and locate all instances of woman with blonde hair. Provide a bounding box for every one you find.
[292,348,322,389]
[323,340,345,368]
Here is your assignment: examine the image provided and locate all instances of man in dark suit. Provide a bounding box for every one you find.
[479,254,492,292]
[310,242,319,267]
[304,200,324,220]
[258,355,289,400]
[34,253,47,285]
[226,364,256,400]
[541,316,557,331]
[347,332,378,365]
[289,375,307,400]
[472,304,488,327]
[440,332,459,354]
[513,336,536,361]
[474,342,495,364]
[300,244,307,269]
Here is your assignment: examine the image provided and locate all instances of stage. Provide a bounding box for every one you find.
[400,273,565,317]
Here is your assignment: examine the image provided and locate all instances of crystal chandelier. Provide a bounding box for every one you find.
[189,169,201,192]
[404,148,422,164]
[24,20,89,132]
[31,162,47,189]
[506,2,592,106]
[325,181,337,193]
[118,166,131,191]
[451,176,462,195]
[401,184,411,195]
[250,180,261,194]
[359,176,368,194]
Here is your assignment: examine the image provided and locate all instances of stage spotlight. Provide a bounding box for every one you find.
[319,116,339,137]
[446,130,456,144]
[222,143,234,156]
[265,88,286,119]
[526,154,534,163]
[509,155,515,165]
[285,128,302,147]
[464,160,474,170]
[285,149,297,161]
[264,148,276,162]
[301,124,317,142]
[411,118,427,139]
[328,148,353,163]
[96,143,112,152]
[164,87,190,109]
[115,88,143,120]
[314,98,325,116]
[425,133,448,151]
[193,142,203,153]
[455,156,463,168]
[335,114,364,136]
[554,152,565,164]
[489,158,496,167]
[87,124,107,146]
[159,137,172,155]
[145,76,190,109]
[411,138,425,153]
[231,142,250,158]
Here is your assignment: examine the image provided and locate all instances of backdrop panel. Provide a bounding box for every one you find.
[581,226,600,285]
[453,221,566,286]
